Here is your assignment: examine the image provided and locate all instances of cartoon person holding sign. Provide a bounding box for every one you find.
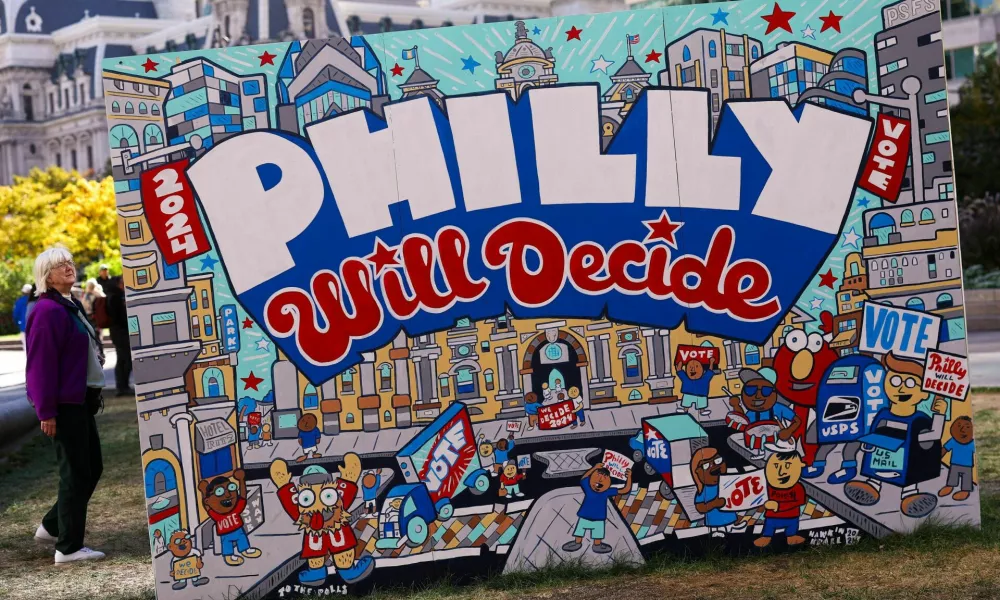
[755,450,807,548]
[561,462,632,554]
[692,448,748,538]
[676,350,721,419]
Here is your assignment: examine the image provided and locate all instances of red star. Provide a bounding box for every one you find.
[762,2,796,34]
[566,25,583,41]
[819,269,838,289]
[391,63,404,77]
[241,371,264,391]
[242,317,254,329]
[258,51,277,66]
[642,210,683,248]
[819,10,843,33]
[366,238,400,276]
[645,50,662,63]
[142,58,158,73]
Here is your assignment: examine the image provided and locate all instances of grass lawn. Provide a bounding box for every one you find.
[1,395,999,600]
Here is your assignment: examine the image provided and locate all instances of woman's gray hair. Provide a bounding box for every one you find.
[33,247,73,296]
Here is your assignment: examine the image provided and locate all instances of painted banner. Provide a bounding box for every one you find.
[100,0,978,596]
[923,350,971,401]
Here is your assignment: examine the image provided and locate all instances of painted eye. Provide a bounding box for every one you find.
[714,456,723,465]
[905,377,917,388]
[785,330,807,352]
[297,489,315,506]
[320,488,340,507]
[807,333,824,352]
[889,375,902,387]
[214,487,225,496]
[701,462,711,470]
[227,482,238,492]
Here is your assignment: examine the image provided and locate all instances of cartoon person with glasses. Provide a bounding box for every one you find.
[728,367,801,442]
[692,448,747,538]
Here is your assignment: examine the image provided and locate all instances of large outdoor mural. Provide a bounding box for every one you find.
[102,0,979,597]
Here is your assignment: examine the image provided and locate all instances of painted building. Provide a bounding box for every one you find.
[185,272,238,404]
[798,48,869,116]
[495,21,559,100]
[397,48,446,108]
[600,40,651,146]
[830,252,869,356]
[664,28,762,128]
[749,42,833,105]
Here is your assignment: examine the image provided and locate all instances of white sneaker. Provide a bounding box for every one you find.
[55,547,106,565]
[34,524,57,544]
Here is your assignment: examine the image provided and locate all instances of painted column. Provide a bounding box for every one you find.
[508,345,521,393]
[169,412,199,534]
[358,354,380,432]
[391,332,412,428]
[495,347,507,392]
[587,337,599,380]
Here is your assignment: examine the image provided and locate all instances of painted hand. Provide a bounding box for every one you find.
[339,452,362,483]
[932,398,948,415]
[269,458,291,488]
[233,468,246,482]
[764,500,778,510]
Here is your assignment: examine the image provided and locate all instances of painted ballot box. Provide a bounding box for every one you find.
[101,0,980,596]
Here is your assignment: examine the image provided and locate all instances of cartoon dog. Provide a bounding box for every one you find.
[198,469,261,566]
[270,453,375,586]
[167,530,209,590]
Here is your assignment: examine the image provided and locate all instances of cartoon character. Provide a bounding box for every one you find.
[167,530,210,590]
[939,416,975,501]
[524,392,540,430]
[247,421,262,449]
[676,356,720,418]
[772,328,839,465]
[843,353,947,518]
[569,386,585,429]
[492,432,516,474]
[477,434,496,475]
[755,451,807,548]
[692,447,747,538]
[198,469,261,566]
[152,529,166,555]
[296,413,322,463]
[270,453,375,586]
[727,367,801,440]
[561,462,632,554]
[499,461,526,498]
[362,470,382,517]
[262,422,273,446]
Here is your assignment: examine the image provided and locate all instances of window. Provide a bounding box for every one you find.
[341,368,355,394]
[111,101,120,113]
[682,45,691,61]
[628,390,642,401]
[114,80,125,91]
[203,315,214,337]
[242,80,260,96]
[378,363,392,391]
[943,208,949,218]
[346,413,355,423]
[708,40,717,58]
[127,221,142,240]
[152,312,177,344]
[455,367,476,396]
[139,102,147,114]
[200,447,233,479]
[87,146,93,169]
[201,289,209,309]
[712,93,720,112]
[136,268,149,285]
[882,260,888,269]
[303,384,318,409]
[928,254,938,278]
[484,369,495,391]
[901,209,914,225]
[625,88,634,101]
[439,374,450,397]
[745,344,760,365]
[80,83,86,103]
[151,105,160,115]
[190,294,198,310]
[481,341,490,352]
[49,92,54,113]
[891,258,898,268]
[752,46,759,59]
[303,7,316,37]
[710,69,718,87]
[937,293,954,309]
[623,351,641,380]
[920,208,935,223]
[70,149,77,169]
[125,101,134,114]
[63,89,69,109]
[191,316,200,337]
[128,316,140,343]
[383,410,392,423]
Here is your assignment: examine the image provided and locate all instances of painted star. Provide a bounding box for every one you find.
[533,26,542,35]
[762,2,796,34]
[857,197,870,208]
[366,237,400,276]
[711,7,730,25]
[819,269,838,289]
[142,58,158,73]
[809,297,824,310]
[199,255,219,271]
[242,317,254,329]
[819,10,843,33]
[801,24,816,39]
[566,25,583,41]
[461,55,481,74]
[258,51,277,66]
[591,55,614,74]
[256,338,271,351]
[642,210,683,248]
[645,50,662,64]
[842,227,861,248]
[391,63,404,77]
[241,371,264,391]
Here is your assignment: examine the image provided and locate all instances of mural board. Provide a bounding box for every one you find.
[102,0,979,597]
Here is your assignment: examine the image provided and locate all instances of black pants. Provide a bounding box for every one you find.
[42,404,103,555]
[109,326,132,392]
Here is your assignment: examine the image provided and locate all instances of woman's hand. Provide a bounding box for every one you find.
[40,418,56,437]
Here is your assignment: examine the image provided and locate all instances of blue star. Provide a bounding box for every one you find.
[857,197,870,208]
[199,255,219,271]
[532,26,541,35]
[461,55,481,74]
[711,7,730,25]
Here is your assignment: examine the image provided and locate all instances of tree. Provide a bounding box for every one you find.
[949,58,1000,204]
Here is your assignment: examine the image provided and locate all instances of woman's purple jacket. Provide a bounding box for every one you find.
[25,291,92,421]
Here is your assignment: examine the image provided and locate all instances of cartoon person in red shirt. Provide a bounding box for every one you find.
[755,450,808,548]
[499,461,526,498]
[269,453,374,587]
[198,469,262,566]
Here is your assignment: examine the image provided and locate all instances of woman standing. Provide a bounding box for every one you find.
[25,247,107,564]
[80,278,105,325]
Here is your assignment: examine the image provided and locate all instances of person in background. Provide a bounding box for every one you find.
[105,276,133,396]
[26,247,107,564]
[81,279,105,329]
[95,264,112,296]
[24,284,38,324]
[12,283,32,351]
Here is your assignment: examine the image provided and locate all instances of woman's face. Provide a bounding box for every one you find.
[47,259,76,291]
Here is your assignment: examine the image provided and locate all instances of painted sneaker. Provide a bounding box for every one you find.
[802,461,826,480]
[55,547,106,565]
[224,555,245,566]
[592,542,613,554]
[953,491,971,501]
[900,493,937,518]
[827,462,858,485]
[561,540,583,552]
[338,556,375,584]
[298,566,326,587]
[243,547,262,559]
[938,486,954,497]
[34,524,57,544]
[843,481,880,506]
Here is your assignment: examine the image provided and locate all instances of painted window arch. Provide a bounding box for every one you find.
[937,292,954,309]
[144,459,177,497]
[752,46,759,59]
[439,374,451,397]
[125,101,134,114]
[622,350,642,384]
[378,363,392,391]
[456,367,477,395]
[625,88,634,101]
[745,344,761,365]
[109,124,138,149]
[921,207,935,222]
[111,100,120,113]
[346,413,355,423]
[341,368,355,394]
[708,40,717,58]
[901,209,914,224]
[683,45,691,61]
[628,389,643,401]
[303,384,318,409]
[484,368,495,391]
[203,315,213,337]
[138,102,147,114]
[907,297,925,310]
[151,104,160,115]
[891,258,898,268]
[202,367,225,397]
[383,410,392,422]
[144,123,162,146]
[850,261,859,276]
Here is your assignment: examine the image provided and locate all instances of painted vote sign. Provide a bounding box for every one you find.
[101,0,978,597]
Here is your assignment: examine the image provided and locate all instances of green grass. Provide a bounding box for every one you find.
[1,395,1000,600]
